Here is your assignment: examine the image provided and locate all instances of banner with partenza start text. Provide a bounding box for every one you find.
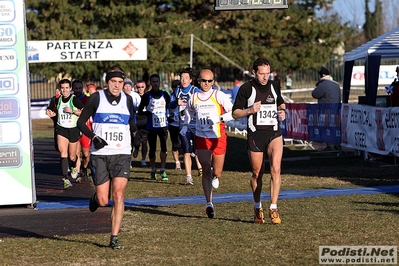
[27,39,147,63]
[341,104,399,156]
[0,0,36,206]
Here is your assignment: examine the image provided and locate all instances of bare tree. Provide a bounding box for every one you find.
[382,0,399,31]
[337,1,366,29]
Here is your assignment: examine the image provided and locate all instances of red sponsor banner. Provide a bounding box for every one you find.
[285,103,308,140]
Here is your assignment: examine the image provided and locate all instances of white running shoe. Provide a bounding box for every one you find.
[185,175,193,185]
[71,167,78,179]
[212,176,219,189]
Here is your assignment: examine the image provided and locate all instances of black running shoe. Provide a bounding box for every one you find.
[82,168,89,181]
[110,236,124,250]
[206,205,215,219]
[89,193,99,212]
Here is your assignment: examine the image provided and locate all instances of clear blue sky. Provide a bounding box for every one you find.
[332,0,375,28]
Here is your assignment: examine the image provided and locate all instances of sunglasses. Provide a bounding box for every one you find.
[199,79,214,83]
[136,86,145,89]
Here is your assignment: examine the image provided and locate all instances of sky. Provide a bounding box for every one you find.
[332,0,375,28]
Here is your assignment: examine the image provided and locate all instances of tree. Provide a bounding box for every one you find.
[25,0,352,81]
[363,0,384,41]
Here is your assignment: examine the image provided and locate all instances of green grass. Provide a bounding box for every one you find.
[1,194,399,265]
[14,118,399,266]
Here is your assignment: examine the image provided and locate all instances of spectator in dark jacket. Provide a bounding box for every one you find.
[312,67,341,103]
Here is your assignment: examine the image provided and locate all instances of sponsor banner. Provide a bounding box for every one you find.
[28,38,147,63]
[308,103,341,144]
[0,73,18,95]
[319,246,397,264]
[351,65,398,86]
[340,104,399,155]
[0,0,36,206]
[283,103,308,140]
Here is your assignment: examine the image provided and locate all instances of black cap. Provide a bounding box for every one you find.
[319,67,330,77]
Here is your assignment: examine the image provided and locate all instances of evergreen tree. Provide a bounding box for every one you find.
[25,0,353,81]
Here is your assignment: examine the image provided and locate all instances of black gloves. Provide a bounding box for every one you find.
[92,136,108,150]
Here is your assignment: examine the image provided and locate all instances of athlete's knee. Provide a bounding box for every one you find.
[172,143,180,151]
[96,194,110,207]
[251,172,262,179]
[160,143,168,153]
[112,190,125,203]
[270,165,281,176]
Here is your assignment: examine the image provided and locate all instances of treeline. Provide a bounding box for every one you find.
[26,0,359,82]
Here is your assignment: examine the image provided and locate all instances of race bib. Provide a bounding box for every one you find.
[197,106,219,132]
[152,104,166,128]
[257,104,277,126]
[101,124,127,148]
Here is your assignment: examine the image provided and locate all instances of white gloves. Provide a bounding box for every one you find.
[219,112,234,122]
[179,125,188,136]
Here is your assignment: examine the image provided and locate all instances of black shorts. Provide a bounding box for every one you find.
[91,154,131,185]
[56,125,81,143]
[168,125,181,151]
[247,130,282,152]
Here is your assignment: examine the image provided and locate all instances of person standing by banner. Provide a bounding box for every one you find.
[312,67,341,150]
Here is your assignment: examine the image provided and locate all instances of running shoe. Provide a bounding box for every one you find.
[185,175,193,185]
[198,168,203,177]
[254,207,265,224]
[206,205,215,219]
[175,161,181,170]
[82,168,89,181]
[211,176,219,189]
[269,208,281,224]
[71,167,78,179]
[110,236,124,250]
[89,193,99,212]
[63,178,73,189]
[160,171,168,181]
[150,171,157,180]
[75,176,82,183]
[141,160,147,167]
[133,149,139,158]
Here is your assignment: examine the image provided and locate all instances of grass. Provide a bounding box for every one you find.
[6,118,397,265]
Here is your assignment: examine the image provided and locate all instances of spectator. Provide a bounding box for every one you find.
[232,79,240,103]
[312,67,341,151]
[312,67,341,103]
[285,72,293,98]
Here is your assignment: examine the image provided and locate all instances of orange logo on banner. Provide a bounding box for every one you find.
[123,42,138,57]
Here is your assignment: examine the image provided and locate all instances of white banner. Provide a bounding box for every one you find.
[27,38,147,63]
[351,65,398,86]
[341,104,399,156]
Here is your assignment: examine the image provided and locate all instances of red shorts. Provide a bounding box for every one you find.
[79,134,91,149]
[196,134,227,156]
[79,119,93,149]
